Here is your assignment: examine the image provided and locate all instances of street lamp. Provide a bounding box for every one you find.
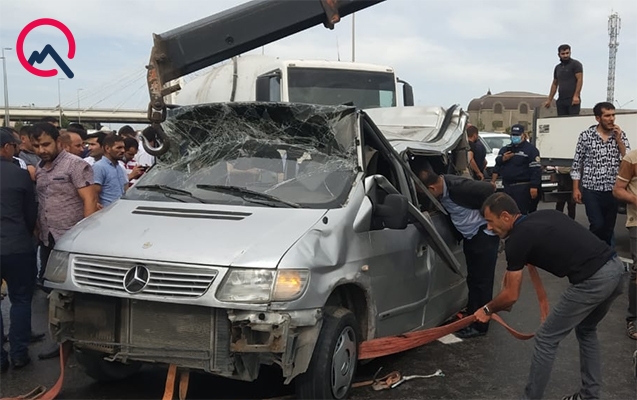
[1,47,12,126]
[77,88,83,123]
[57,77,64,126]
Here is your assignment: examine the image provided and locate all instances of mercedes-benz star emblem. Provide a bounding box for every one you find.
[123,265,150,294]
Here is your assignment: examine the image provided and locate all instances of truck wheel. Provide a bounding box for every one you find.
[295,307,359,399]
[75,348,142,382]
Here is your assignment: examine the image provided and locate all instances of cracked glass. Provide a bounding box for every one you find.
[124,103,360,209]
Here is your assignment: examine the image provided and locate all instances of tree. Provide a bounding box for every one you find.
[61,113,71,128]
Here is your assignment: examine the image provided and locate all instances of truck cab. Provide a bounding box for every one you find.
[173,55,414,109]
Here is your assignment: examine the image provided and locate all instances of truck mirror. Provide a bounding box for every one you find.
[255,76,271,101]
[398,79,414,106]
[255,71,281,102]
[375,194,409,229]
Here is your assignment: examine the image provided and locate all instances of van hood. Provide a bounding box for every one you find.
[364,105,468,155]
[56,200,327,268]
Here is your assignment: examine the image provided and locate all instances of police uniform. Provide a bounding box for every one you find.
[493,125,542,214]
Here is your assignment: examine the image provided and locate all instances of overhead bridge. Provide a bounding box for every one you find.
[2,107,149,125]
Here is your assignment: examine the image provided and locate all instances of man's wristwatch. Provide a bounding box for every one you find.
[482,305,492,316]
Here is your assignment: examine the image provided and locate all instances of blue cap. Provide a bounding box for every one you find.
[510,124,524,135]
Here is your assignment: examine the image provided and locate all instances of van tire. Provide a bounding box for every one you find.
[295,307,359,399]
[75,349,142,382]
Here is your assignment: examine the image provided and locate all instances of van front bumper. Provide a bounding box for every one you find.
[49,290,323,382]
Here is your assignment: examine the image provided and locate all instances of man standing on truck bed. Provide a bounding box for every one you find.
[542,44,583,116]
[571,102,629,246]
[490,124,541,214]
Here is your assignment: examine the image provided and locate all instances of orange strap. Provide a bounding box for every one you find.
[359,265,547,359]
[161,364,190,400]
[0,342,72,400]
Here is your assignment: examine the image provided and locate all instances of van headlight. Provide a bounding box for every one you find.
[216,269,309,303]
[44,250,70,283]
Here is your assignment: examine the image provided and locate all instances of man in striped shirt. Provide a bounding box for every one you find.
[571,102,630,245]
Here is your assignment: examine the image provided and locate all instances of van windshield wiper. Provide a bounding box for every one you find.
[134,184,206,203]
[196,184,300,208]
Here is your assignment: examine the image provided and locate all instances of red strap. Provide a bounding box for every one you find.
[359,265,547,359]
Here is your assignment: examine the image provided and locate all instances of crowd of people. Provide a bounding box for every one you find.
[1,118,157,370]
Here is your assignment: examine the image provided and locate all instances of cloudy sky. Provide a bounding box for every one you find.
[0,0,636,128]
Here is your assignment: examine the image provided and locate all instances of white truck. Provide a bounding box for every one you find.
[173,54,415,109]
[531,107,637,204]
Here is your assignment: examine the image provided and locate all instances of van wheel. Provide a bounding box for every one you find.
[75,349,142,382]
[295,307,359,399]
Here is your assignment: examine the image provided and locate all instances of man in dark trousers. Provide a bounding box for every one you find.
[0,129,38,371]
[417,166,499,338]
[467,125,487,180]
[543,44,584,116]
[490,124,541,214]
[476,193,626,400]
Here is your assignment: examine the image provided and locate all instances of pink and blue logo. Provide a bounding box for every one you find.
[16,18,75,79]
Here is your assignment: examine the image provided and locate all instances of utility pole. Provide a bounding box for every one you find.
[607,12,621,103]
[351,13,356,62]
[77,88,83,123]
[1,47,12,126]
[57,78,64,126]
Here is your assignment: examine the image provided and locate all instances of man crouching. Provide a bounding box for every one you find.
[476,192,626,400]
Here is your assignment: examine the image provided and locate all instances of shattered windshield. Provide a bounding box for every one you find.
[124,103,360,209]
[287,68,396,109]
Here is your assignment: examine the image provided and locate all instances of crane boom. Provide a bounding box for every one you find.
[146,0,385,133]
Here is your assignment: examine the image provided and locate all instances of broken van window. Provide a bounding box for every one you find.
[124,103,360,209]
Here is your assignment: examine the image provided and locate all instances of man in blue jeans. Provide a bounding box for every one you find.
[0,129,38,371]
[476,193,626,400]
[571,102,630,245]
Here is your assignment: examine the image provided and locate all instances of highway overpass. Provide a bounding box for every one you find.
[1,107,149,125]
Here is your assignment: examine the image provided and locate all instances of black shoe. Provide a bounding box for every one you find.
[12,355,31,369]
[38,344,60,360]
[454,326,487,339]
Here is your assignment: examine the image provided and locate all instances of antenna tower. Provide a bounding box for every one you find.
[606,12,621,103]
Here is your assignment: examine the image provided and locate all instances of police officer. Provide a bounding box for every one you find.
[490,124,541,214]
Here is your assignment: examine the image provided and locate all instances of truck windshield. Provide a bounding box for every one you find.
[287,67,396,109]
[125,103,359,209]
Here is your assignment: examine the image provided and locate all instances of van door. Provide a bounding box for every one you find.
[361,121,430,338]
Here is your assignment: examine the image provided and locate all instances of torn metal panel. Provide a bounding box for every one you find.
[365,105,469,155]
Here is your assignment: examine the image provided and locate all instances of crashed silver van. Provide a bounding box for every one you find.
[45,102,469,399]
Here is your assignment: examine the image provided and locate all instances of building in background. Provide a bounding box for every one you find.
[467,90,549,133]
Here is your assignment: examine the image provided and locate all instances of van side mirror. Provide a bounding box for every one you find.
[375,194,409,229]
[397,78,414,107]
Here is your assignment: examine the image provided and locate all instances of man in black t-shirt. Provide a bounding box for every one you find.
[543,44,583,116]
[467,125,487,180]
[475,193,626,400]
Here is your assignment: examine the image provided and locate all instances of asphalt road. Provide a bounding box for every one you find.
[1,203,636,399]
